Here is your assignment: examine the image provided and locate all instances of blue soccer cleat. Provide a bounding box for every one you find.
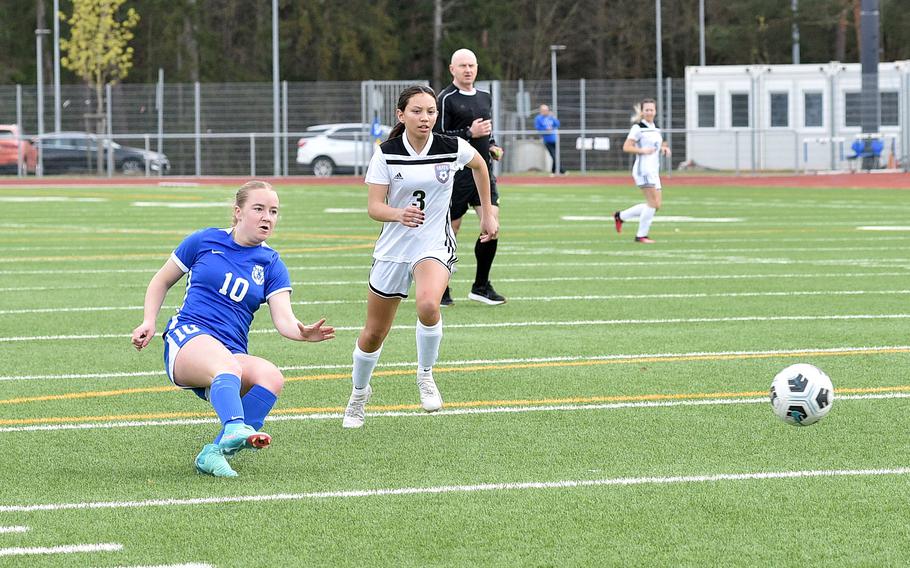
[218,423,271,458]
[195,443,238,478]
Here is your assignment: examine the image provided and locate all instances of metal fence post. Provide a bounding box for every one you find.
[735,130,740,176]
[194,81,201,176]
[282,80,288,176]
[250,134,256,177]
[828,67,837,171]
[579,78,586,174]
[106,83,113,178]
[666,76,672,178]
[157,69,164,166]
[16,84,23,178]
[144,134,150,176]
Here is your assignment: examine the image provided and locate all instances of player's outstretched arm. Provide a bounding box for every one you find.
[467,151,498,242]
[131,259,185,351]
[267,291,335,343]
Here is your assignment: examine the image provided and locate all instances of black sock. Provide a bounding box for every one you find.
[473,238,498,287]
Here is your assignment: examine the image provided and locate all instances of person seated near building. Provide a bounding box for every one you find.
[847,137,884,170]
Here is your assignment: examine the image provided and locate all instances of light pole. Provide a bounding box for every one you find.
[272,0,280,176]
[549,44,566,175]
[36,28,51,176]
[53,0,61,133]
[699,0,705,66]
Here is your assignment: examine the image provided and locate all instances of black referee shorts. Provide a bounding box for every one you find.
[450,168,499,221]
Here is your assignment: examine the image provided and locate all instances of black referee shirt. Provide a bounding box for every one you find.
[435,83,497,164]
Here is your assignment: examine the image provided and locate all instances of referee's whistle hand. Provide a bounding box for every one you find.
[469,118,492,138]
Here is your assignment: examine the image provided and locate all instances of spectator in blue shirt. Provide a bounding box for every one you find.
[534,104,565,175]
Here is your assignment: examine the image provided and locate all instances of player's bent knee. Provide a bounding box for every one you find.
[416,300,441,323]
[359,329,387,352]
[260,367,285,395]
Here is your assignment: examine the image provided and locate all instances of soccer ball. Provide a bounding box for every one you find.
[769,364,834,426]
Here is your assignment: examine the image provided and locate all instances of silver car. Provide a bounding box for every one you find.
[296,123,390,176]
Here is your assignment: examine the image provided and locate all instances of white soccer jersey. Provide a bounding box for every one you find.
[627,120,663,178]
[365,132,475,263]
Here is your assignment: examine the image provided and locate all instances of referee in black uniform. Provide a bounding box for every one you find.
[434,48,506,306]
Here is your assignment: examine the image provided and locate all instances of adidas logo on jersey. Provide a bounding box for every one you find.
[394,172,403,180]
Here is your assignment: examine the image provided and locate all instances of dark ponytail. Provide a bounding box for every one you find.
[387,85,437,140]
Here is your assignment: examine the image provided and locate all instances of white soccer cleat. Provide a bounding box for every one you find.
[342,385,372,429]
[417,370,443,412]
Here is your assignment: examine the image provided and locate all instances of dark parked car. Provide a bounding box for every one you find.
[32,132,169,175]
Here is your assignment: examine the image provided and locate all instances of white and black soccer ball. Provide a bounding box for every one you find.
[769,364,834,426]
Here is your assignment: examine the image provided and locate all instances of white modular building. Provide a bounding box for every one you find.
[685,61,910,172]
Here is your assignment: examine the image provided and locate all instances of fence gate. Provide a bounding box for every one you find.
[358,80,429,174]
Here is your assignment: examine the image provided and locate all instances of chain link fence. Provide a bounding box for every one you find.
[1,69,906,177]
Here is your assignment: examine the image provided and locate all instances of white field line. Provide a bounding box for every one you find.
[0,543,122,556]
[3,234,908,254]
[2,392,907,434]
[2,258,909,275]
[3,314,910,344]
[4,345,907,383]
[132,201,229,208]
[108,564,213,568]
[5,289,910,316]
[2,466,908,514]
[562,215,743,222]
[0,197,107,203]
[857,226,910,231]
[0,526,29,534]
[2,271,910,291]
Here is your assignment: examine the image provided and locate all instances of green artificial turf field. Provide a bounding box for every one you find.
[0,180,908,567]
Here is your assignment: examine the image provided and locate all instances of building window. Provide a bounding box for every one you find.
[881,91,899,126]
[770,92,789,127]
[731,93,750,127]
[844,92,861,126]
[804,92,823,127]
[697,94,715,128]
[845,91,900,127]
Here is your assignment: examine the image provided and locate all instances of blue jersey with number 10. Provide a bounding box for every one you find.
[166,227,292,354]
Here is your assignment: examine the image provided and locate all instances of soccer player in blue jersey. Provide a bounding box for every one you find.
[131,180,335,477]
[341,85,498,428]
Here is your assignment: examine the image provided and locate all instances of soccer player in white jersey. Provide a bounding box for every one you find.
[131,181,335,477]
[342,85,498,428]
[614,98,672,243]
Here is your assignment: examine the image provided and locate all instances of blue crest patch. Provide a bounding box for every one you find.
[435,163,450,184]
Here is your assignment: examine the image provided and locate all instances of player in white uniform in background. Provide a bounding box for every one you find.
[614,98,671,243]
[342,85,498,428]
[131,181,335,477]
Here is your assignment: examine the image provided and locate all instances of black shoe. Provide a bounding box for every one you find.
[468,281,506,305]
[440,286,454,307]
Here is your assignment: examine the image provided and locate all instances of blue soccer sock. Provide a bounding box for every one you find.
[209,373,244,444]
[241,384,278,431]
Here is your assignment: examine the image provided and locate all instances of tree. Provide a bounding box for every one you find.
[60,0,139,172]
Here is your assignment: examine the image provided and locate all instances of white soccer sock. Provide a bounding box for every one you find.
[416,319,443,372]
[352,342,382,390]
[637,206,656,237]
[620,203,646,221]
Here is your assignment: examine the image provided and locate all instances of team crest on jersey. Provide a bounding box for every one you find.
[251,265,265,285]
[435,163,450,183]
